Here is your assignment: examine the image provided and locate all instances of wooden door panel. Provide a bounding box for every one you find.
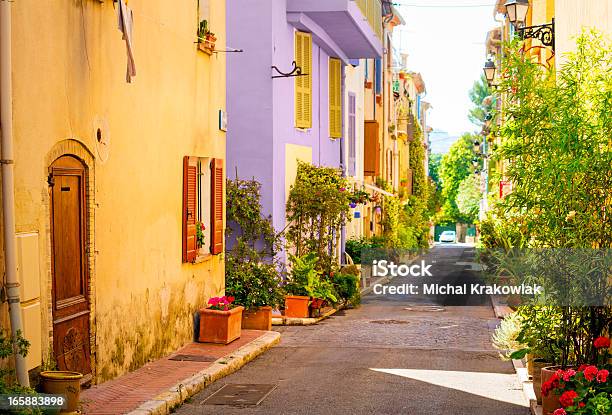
[50,156,91,377]
[52,313,91,375]
[53,175,84,302]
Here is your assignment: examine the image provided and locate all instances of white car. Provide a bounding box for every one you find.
[439,230,457,243]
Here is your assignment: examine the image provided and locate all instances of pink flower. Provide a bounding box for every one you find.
[596,369,608,383]
[562,369,576,382]
[553,409,567,415]
[208,297,220,305]
[583,365,598,382]
[594,337,611,349]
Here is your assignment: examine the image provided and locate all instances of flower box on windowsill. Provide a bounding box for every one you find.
[198,41,215,55]
[364,81,373,89]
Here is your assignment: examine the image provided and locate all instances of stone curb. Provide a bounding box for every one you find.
[272,305,343,326]
[490,294,513,319]
[511,358,540,415]
[125,331,281,415]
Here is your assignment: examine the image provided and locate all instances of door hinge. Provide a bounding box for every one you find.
[47,173,55,187]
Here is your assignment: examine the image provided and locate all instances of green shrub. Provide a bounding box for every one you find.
[333,273,360,307]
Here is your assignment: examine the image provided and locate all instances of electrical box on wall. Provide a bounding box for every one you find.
[219,110,228,132]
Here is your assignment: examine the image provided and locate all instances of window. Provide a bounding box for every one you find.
[295,31,312,129]
[182,156,224,263]
[375,58,382,95]
[329,58,342,138]
[348,93,356,176]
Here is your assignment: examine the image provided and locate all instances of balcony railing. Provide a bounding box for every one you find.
[355,0,383,40]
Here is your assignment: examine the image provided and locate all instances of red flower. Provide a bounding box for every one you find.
[542,376,559,397]
[596,369,609,383]
[552,409,567,415]
[579,402,585,408]
[559,390,578,408]
[562,369,576,382]
[227,296,235,304]
[577,364,588,372]
[594,337,611,349]
[583,365,598,382]
[208,297,220,305]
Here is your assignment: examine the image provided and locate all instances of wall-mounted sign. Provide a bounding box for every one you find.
[354,211,361,219]
[219,110,228,132]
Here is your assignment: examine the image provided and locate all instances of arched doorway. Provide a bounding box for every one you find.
[49,155,92,379]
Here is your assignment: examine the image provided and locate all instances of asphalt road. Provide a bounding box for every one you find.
[176,244,529,415]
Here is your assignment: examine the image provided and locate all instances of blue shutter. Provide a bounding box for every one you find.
[375,58,382,94]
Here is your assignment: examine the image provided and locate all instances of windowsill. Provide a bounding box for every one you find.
[197,42,214,56]
[194,253,214,264]
[295,127,311,133]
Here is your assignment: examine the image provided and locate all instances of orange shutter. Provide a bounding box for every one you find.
[210,158,224,255]
[182,156,198,263]
[364,120,380,177]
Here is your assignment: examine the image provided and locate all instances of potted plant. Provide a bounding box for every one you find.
[197,20,216,53]
[284,254,317,318]
[40,371,83,413]
[198,296,244,344]
[225,177,284,330]
[226,256,283,331]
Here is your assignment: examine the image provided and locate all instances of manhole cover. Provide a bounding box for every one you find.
[169,354,217,362]
[370,320,410,325]
[202,384,277,406]
[403,306,445,312]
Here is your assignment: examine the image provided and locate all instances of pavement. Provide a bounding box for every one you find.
[81,330,280,415]
[174,244,530,415]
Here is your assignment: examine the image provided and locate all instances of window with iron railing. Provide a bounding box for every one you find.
[354,0,383,40]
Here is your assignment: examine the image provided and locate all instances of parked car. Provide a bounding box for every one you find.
[439,231,456,243]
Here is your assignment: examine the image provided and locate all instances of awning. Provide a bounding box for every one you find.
[364,183,394,197]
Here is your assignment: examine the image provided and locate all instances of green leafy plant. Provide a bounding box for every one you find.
[285,253,337,304]
[492,311,527,361]
[345,236,385,264]
[0,329,40,415]
[225,177,284,309]
[195,222,205,247]
[332,272,360,307]
[286,162,350,276]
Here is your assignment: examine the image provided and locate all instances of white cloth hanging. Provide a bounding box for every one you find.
[117,0,136,83]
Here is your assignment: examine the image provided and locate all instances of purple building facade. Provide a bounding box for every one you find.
[226,0,382,232]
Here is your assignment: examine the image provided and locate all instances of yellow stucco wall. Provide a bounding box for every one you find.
[555,0,612,66]
[4,0,226,382]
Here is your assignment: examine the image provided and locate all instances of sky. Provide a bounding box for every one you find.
[392,0,499,136]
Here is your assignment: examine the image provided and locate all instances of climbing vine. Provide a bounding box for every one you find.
[286,162,350,275]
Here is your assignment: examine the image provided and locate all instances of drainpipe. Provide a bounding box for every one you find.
[339,64,346,265]
[1,0,29,387]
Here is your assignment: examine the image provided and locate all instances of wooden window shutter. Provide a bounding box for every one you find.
[182,156,198,263]
[210,158,224,255]
[364,120,379,176]
[329,58,342,138]
[295,32,312,129]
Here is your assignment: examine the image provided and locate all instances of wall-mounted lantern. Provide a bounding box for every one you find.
[504,0,555,51]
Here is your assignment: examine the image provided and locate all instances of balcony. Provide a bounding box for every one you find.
[286,0,383,61]
[355,0,383,40]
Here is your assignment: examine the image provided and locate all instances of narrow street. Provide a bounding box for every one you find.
[175,245,529,415]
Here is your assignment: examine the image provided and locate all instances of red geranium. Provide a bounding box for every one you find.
[562,369,576,382]
[207,295,235,311]
[583,365,598,382]
[559,390,578,408]
[594,336,611,349]
[596,369,609,383]
[542,373,560,397]
[552,409,567,415]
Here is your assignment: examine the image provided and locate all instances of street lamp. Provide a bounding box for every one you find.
[504,0,555,50]
[473,140,481,154]
[503,0,529,27]
[483,60,496,86]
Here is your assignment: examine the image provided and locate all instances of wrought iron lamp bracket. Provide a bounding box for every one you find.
[271,61,308,79]
[517,19,555,50]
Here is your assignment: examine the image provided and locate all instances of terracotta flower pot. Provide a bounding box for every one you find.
[241,306,272,331]
[199,306,244,344]
[531,358,551,404]
[541,366,563,415]
[40,371,83,414]
[284,295,309,318]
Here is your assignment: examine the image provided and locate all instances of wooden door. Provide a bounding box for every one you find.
[49,156,91,379]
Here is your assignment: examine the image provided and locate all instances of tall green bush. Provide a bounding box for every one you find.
[286,162,350,276]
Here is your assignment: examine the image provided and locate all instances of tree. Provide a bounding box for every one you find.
[438,133,479,223]
[428,153,443,187]
[468,75,496,127]
[456,174,481,223]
